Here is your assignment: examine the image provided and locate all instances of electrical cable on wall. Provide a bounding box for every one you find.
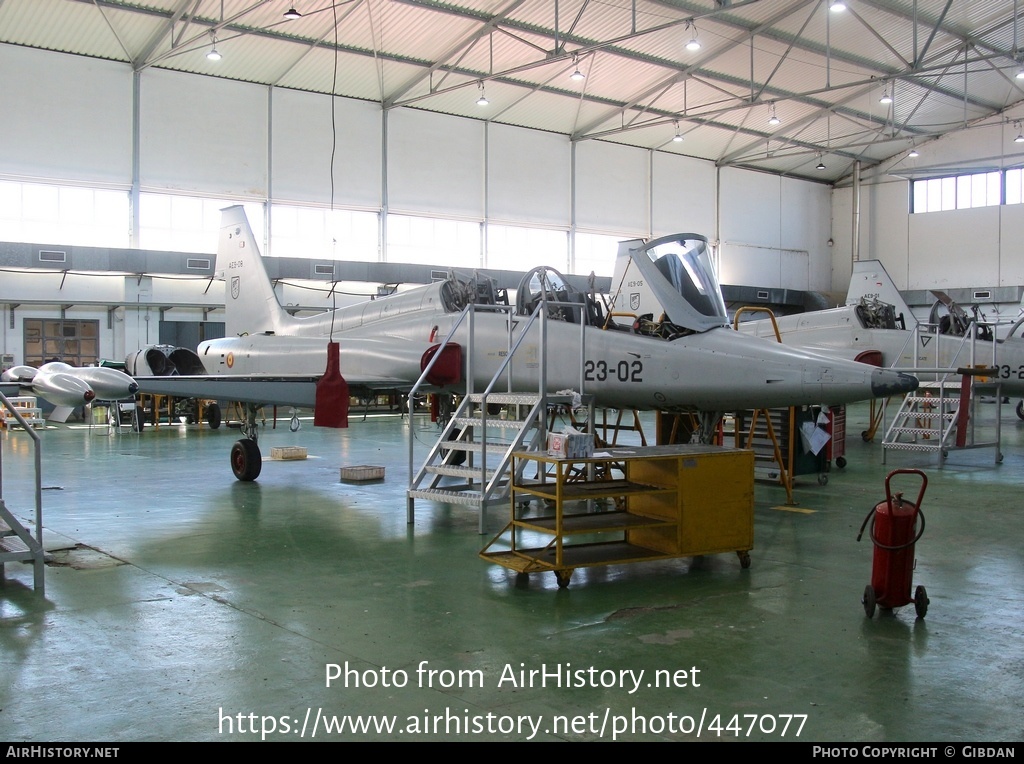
[329,0,340,342]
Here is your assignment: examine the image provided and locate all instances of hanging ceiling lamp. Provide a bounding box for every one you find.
[685,22,701,52]
[206,32,222,62]
[570,55,585,82]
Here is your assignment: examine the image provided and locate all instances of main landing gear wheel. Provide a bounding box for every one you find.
[863,585,876,618]
[231,438,262,481]
[206,402,222,430]
[914,585,929,619]
[1017,400,1024,421]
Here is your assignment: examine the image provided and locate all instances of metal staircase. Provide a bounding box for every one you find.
[882,373,1002,464]
[883,381,959,457]
[878,315,1004,464]
[408,391,575,531]
[1,390,45,594]
[407,289,591,532]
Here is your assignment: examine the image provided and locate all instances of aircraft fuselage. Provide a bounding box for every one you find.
[739,305,1023,394]
[197,291,912,412]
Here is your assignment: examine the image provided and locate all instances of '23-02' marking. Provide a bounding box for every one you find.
[584,359,643,383]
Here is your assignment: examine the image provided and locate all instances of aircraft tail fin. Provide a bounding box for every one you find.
[846,260,916,327]
[218,206,290,337]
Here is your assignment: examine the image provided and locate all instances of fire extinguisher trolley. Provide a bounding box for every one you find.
[857,468,930,619]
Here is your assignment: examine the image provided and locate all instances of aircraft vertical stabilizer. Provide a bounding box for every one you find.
[218,205,291,337]
[846,260,915,326]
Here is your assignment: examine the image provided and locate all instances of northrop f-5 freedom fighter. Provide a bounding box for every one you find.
[133,207,916,481]
[736,259,1024,414]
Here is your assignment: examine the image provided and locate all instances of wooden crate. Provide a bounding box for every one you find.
[270,446,308,460]
[340,465,385,482]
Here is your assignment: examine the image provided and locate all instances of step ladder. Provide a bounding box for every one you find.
[407,286,592,532]
[882,375,1002,463]
[0,391,45,594]
[408,392,580,531]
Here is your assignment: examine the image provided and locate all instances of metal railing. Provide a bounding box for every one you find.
[406,293,590,526]
[0,390,45,594]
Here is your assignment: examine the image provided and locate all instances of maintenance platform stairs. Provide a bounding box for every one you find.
[882,376,1002,463]
[407,392,578,528]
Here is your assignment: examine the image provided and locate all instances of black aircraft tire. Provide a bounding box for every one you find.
[207,402,222,430]
[231,438,262,481]
[1016,400,1024,421]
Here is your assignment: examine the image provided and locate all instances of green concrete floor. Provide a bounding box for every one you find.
[0,401,1021,742]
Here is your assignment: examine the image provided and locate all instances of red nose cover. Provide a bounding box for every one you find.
[314,341,349,428]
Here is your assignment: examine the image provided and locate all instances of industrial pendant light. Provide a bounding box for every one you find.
[685,21,701,52]
[206,32,222,62]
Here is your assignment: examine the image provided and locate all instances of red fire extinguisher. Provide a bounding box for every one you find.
[857,468,929,619]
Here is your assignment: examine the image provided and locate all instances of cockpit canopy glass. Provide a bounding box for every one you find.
[644,235,728,322]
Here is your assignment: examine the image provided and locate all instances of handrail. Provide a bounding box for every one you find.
[732,306,783,342]
[0,390,45,594]
[406,290,592,523]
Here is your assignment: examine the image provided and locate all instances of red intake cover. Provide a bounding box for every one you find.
[420,343,463,387]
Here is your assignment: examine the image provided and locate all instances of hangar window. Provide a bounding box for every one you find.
[139,193,265,254]
[0,180,128,247]
[1006,168,1024,205]
[573,232,622,278]
[23,319,99,367]
[270,205,378,260]
[386,214,480,268]
[911,171,1001,212]
[486,225,568,273]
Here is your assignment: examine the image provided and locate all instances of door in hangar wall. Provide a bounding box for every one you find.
[158,321,225,351]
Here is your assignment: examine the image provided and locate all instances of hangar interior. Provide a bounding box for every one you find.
[1,0,1023,742]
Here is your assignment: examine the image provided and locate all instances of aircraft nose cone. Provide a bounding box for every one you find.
[871,369,918,398]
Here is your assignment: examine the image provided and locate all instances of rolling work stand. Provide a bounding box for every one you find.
[480,444,754,589]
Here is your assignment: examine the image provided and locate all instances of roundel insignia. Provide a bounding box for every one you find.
[226,352,234,369]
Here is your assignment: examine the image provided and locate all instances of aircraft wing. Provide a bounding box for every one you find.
[133,373,413,409]
[134,375,320,408]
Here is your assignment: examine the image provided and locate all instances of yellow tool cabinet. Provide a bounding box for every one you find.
[479,444,754,588]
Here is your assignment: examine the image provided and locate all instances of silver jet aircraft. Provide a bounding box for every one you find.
[134,208,916,481]
[735,259,1024,415]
